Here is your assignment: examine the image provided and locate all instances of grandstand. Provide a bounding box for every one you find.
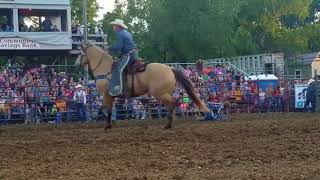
[0,0,107,56]
[207,53,285,77]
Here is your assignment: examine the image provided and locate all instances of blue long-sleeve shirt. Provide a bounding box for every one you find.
[109,29,136,55]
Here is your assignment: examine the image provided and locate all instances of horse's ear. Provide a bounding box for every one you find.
[80,43,86,51]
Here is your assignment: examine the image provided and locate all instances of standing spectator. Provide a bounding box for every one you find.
[259,89,266,105]
[273,85,283,112]
[184,66,192,78]
[91,100,100,121]
[24,104,32,124]
[73,84,86,122]
[41,17,52,32]
[95,26,104,46]
[266,84,274,111]
[56,96,66,123]
[76,25,84,42]
[196,59,204,75]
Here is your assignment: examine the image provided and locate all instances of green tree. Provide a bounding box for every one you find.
[124,0,242,62]
[101,0,126,46]
[71,0,100,26]
[103,0,320,62]
[238,0,313,55]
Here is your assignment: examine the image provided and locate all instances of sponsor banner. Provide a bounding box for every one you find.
[0,37,40,49]
[294,84,308,109]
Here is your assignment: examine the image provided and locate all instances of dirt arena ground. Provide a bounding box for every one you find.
[1,113,320,180]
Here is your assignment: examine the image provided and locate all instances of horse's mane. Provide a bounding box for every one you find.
[88,42,113,61]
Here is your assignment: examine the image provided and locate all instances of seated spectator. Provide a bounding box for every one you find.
[28,25,35,32]
[52,25,60,32]
[4,25,12,32]
[19,24,28,32]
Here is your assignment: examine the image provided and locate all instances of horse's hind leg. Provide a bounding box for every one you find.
[158,94,176,129]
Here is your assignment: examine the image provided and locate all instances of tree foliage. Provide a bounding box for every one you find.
[71,0,100,26]
[102,0,320,62]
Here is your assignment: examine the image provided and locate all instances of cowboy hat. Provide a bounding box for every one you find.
[308,79,315,85]
[75,84,82,88]
[110,19,128,29]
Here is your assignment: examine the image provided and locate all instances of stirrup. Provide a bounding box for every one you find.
[109,85,121,96]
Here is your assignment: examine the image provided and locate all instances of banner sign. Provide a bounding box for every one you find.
[0,38,40,49]
[294,84,308,109]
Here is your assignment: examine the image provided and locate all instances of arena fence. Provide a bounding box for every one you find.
[0,82,295,125]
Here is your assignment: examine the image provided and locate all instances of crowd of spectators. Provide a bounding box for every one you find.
[0,62,152,124]
[0,60,291,125]
[71,25,105,48]
[0,63,102,124]
[19,18,60,32]
[1,17,61,33]
[172,60,288,115]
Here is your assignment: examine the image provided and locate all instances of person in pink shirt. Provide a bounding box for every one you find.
[214,65,223,75]
[184,66,192,77]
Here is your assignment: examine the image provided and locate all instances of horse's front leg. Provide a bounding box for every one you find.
[102,94,114,131]
[101,106,112,130]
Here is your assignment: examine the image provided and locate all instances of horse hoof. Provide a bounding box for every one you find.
[104,125,112,132]
[164,125,172,129]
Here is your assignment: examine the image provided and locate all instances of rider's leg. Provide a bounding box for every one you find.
[109,54,131,96]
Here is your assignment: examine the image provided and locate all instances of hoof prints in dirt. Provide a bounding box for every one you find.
[1,113,320,179]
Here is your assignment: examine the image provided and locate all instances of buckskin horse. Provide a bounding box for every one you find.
[76,43,209,130]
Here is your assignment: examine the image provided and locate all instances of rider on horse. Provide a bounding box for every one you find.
[107,19,139,96]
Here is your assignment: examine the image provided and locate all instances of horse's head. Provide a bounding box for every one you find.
[75,43,93,67]
[75,43,114,74]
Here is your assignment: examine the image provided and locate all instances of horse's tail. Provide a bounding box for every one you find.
[172,69,209,112]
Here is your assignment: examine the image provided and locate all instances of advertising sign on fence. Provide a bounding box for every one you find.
[294,84,308,109]
[0,38,40,49]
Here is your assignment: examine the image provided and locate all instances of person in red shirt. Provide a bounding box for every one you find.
[209,92,219,103]
[273,86,282,112]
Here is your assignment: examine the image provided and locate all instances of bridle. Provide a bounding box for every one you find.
[79,44,104,73]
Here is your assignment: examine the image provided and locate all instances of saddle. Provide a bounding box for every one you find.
[109,59,148,97]
[111,59,148,74]
[124,59,148,74]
